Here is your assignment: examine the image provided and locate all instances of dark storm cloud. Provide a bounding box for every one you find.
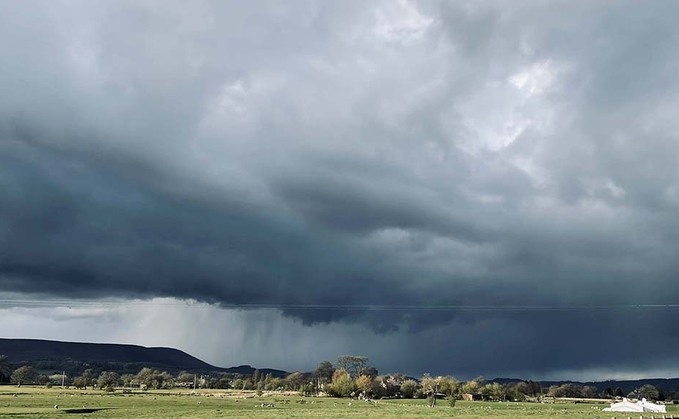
[2,0,679,377]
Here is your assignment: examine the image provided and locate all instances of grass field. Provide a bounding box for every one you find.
[1,387,677,418]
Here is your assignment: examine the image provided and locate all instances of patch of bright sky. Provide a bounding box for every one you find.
[372,0,434,45]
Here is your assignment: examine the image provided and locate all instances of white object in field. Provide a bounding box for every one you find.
[602,398,666,413]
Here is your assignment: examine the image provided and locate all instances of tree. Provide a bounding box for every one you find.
[515,380,542,397]
[0,355,10,383]
[79,369,97,388]
[355,375,379,397]
[284,372,306,391]
[11,366,37,386]
[481,382,506,401]
[264,377,282,391]
[241,376,254,390]
[176,371,195,385]
[48,373,66,387]
[135,368,173,390]
[547,383,581,398]
[314,361,335,384]
[581,385,598,398]
[211,375,231,389]
[400,380,419,398]
[97,371,120,391]
[336,355,368,379]
[330,369,355,397]
[120,374,135,388]
[505,384,525,402]
[638,384,660,401]
[359,366,379,379]
[462,379,482,395]
[421,374,440,408]
[73,376,87,389]
[438,376,460,400]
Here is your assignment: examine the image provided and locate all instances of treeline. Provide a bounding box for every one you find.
[2,354,678,403]
[545,382,679,402]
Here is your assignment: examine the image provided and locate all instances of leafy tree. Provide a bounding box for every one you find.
[301,382,316,396]
[421,374,440,407]
[35,374,49,386]
[241,376,254,390]
[11,366,37,385]
[176,371,195,384]
[638,384,660,400]
[481,382,506,401]
[264,377,282,391]
[0,355,10,383]
[80,369,97,387]
[400,380,419,398]
[330,369,355,397]
[97,371,120,391]
[73,376,87,389]
[657,387,666,401]
[120,374,135,388]
[438,376,460,399]
[48,373,66,386]
[136,368,173,390]
[212,376,231,389]
[461,379,482,395]
[285,372,306,391]
[359,366,379,379]
[581,385,598,398]
[156,371,174,389]
[336,355,368,379]
[136,368,154,388]
[547,383,582,398]
[505,384,526,402]
[614,387,624,397]
[515,380,542,397]
[314,361,335,385]
[355,375,380,397]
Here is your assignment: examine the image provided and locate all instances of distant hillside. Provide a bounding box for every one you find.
[221,364,288,378]
[0,338,286,377]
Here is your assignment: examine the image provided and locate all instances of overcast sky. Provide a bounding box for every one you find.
[2,0,679,381]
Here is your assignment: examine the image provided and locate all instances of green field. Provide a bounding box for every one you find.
[0,387,676,418]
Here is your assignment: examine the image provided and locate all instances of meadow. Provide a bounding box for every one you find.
[1,387,676,419]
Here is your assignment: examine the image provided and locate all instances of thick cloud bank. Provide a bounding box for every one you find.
[2,1,679,377]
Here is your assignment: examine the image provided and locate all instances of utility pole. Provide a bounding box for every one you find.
[61,371,65,389]
[193,374,196,391]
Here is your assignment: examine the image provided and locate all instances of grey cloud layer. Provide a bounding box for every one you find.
[2,0,679,375]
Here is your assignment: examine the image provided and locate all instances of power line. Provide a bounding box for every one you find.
[1,299,679,312]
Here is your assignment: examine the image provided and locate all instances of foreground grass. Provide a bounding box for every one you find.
[1,387,676,418]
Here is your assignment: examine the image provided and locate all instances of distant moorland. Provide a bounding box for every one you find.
[1,338,679,405]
